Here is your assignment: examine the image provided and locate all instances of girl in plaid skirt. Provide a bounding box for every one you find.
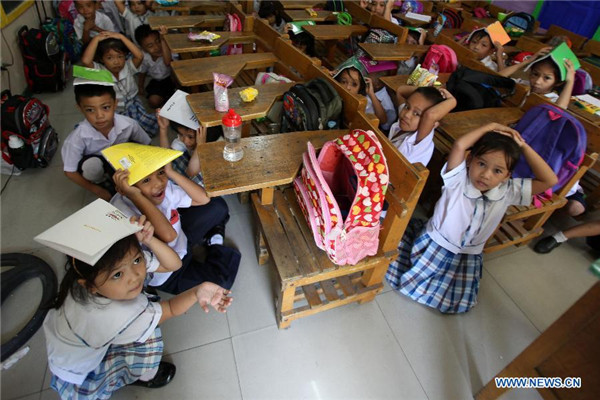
[43,216,233,399]
[386,123,557,313]
[81,31,158,137]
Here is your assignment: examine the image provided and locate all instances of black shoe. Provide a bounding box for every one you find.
[131,362,176,389]
[204,222,226,246]
[534,236,562,254]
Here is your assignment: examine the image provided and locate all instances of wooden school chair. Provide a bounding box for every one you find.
[545,24,587,50]
[251,108,429,329]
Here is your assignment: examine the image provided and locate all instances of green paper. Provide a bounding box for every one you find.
[73,65,113,83]
[544,42,581,81]
[289,20,315,34]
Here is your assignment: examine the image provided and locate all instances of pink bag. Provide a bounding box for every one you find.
[223,13,243,55]
[422,44,458,74]
[294,129,389,265]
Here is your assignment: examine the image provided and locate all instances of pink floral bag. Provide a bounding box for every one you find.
[293,129,389,265]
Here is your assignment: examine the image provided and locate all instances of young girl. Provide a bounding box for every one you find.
[258,1,285,33]
[386,123,557,313]
[43,216,233,399]
[397,28,426,75]
[81,31,158,136]
[499,47,576,109]
[458,30,505,72]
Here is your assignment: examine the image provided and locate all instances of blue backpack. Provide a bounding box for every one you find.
[512,104,586,193]
[503,12,535,33]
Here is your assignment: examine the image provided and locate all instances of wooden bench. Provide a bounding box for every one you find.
[358,42,430,61]
[148,14,226,30]
[164,31,257,54]
[252,110,429,328]
[282,9,334,22]
[303,24,368,65]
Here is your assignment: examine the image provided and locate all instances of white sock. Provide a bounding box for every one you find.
[552,231,568,243]
[209,234,224,246]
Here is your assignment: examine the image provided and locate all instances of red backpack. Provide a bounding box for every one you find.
[422,44,458,74]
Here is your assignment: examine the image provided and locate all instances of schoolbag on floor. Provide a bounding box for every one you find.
[42,17,81,63]
[503,12,535,34]
[294,129,389,265]
[446,66,515,111]
[281,78,342,132]
[421,44,457,74]
[512,104,586,193]
[1,91,59,169]
[18,25,67,93]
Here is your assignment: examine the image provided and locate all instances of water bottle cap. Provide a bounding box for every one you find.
[8,135,24,149]
[222,109,242,127]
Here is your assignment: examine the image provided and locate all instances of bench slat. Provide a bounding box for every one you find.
[320,279,340,302]
[302,284,322,308]
[337,275,356,297]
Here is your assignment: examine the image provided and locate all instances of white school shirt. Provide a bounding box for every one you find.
[366,87,397,131]
[426,160,533,254]
[43,251,162,385]
[61,114,151,172]
[139,53,171,80]
[74,12,116,40]
[93,60,139,113]
[99,1,124,33]
[480,55,498,72]
[111,181,192,286]
[121,8,160,45]
[386,104,435,166]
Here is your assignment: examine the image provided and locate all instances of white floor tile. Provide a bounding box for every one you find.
[39,389,59,400]
[12,393,42,400]
[110,339,241,400]
[223,193,252,216]
[233,303,427,400]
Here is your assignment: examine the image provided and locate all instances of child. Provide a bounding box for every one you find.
[458,29,505,72]
[386,123,557,313]
[388,86,456,166]
[81,31,158,136]
[73,0,116,45]
[289,31,316,58]
[534,219,600,254]
[115,0,153,44]
[397,28,426,75]
[499,47,576,109]
[62,83,151,201]
[43,215,233,398]
[258,1,285,33]
[372,0,400,25]
[157,112,205,186]
[111,150,240,294]
[135,24,175,108]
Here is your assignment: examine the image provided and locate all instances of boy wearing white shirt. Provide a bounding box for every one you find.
[73,0,116,44]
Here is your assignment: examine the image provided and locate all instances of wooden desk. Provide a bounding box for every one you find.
[380,73,451,93]
[282,9,333,22]
[277,1,324,10]
[148,14,225,30]
[197,130,344,198]
[358,43,429,61]
[153,1,228,15]
[568,101,600,126]
[303,24,368,62]
[397,13,433,27]
[164,32,257,54]
[172,52,278,87]
[187,82,296,127]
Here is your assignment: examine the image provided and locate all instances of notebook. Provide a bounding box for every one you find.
[159,89,200,130]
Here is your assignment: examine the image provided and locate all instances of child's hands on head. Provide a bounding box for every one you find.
[114,169,141,197]
[195,282,233,313]
[158,25,168,36]
[132,214,155,245]
[196,125,207,144]
[365,77,375,95]
[489,124,525,147]
[564,59,576,81]
[438,88,454,100]
[533,46,552,60]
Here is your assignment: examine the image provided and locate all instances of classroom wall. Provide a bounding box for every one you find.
[537,0,600,38]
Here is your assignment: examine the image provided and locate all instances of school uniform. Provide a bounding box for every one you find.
[93,61,158,137]
[366,87,396,131]
[139,53,176,101]
[170,138,204,186]
[74,12,116,40]
[44,252,163,399]
[61,114,151,176]
[387,104,435,166]
[111,181,240,293]
[121,8,152,44]
[480,55,499,72]
[386,160,533,313]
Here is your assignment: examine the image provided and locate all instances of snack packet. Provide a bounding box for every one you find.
[188,31,221,42]
[213,73,233,112]
[239,87,258,102]
[407,64,438,87]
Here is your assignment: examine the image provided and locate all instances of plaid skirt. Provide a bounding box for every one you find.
[124,97,158,137]
[386,219,483,314]
[51,328,163,400]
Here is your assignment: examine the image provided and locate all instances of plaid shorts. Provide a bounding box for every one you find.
[386,219,483,314]
[124,97,158,138]
[50,328,163,400]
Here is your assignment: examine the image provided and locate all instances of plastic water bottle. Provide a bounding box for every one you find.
[8,135,32,170]
[222,109,243,162]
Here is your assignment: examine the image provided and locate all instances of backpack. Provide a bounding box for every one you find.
[222,13,243,55]
[446,66,516,112]
[293,129,389,265]
[356,28,397,58]
[42,17,81,63]
[281,78,343,132]
[512,104,586,193]
[421,44,458,74]
[17,25,67,93]
[325,0,345,12]
[1,91,59,169]
[442,8,463,29]
[572,69,593,95]
[503,12,535,33]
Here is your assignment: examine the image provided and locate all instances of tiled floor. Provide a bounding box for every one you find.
[1,86,598,400]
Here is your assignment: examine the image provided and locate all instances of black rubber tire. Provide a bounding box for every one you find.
[1,253,58,362]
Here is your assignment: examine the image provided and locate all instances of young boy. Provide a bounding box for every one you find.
[115,0,165,45]
[135,24,176,108]
[388,86,457,166]
[111,153,240,294]
[157,112,204,186]
[459,30,505,72]
[73,0,116,45]
[62,83,151,201]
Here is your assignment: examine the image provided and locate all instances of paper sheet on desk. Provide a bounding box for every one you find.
[576,94,600,108]
[160,89,200,130]
[405,12,431,22]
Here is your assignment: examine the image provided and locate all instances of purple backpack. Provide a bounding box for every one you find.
[572,69,593,96]
[512,104,586,193]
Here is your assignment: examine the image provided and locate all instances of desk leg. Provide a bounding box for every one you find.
[260,187,274,205]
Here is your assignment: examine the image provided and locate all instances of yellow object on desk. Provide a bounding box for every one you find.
[306,8,317,17]
[239,87,258,102]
